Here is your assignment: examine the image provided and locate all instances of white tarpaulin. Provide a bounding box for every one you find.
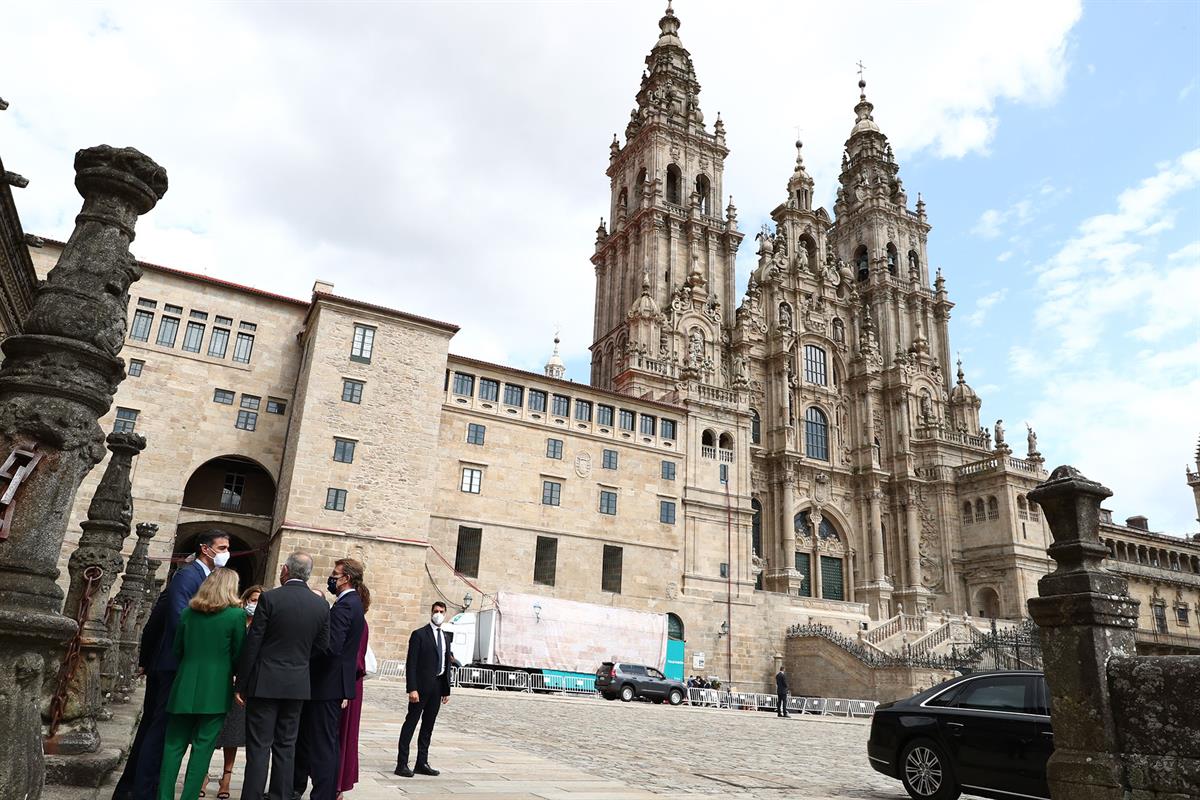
[492,591,667,673]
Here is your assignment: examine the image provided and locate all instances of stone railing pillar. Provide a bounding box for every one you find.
[1027,465,1139,800]
[109,522,158,703]
[0,145,165,799]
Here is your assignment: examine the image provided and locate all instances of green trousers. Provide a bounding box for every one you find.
[158,712,226,800]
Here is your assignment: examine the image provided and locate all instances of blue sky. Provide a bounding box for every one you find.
[2,0,1197,532]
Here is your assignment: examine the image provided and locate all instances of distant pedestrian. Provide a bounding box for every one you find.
[205,585,263,800]
[394,601,454,778]
[157,568,246,800]
[236,552,330,800]
[776,666,789,718]
[112,530,231,800]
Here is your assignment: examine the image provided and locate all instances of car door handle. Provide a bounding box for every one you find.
[946,722,964,737]
[1041,731,1054,738]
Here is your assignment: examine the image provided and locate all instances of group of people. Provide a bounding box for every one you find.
[110,532,374,800]
[685,675,718,689]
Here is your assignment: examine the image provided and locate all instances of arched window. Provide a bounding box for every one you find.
[695,174,711,215]
[750,409,761,445]
[666,164,682,205]
[1027,500,1039,521]
[963,501,974,524]
[855,245,869,281]
[718,432,734,451]
[701,429,716,447]
[975,498,985,520]
[667,613,684,641]
[832,317,845,343]
[974,587,1001,618]
[804,407,829,461]
[908,250,919,275]
[803,344,828,386]
[1017,495,1028,520]
[886,243,898,276]
[987,496,999,520]
[636,167,647,190]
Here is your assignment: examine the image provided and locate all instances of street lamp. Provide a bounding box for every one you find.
[462,593,473,610]
[717,620,729,638]
[532,602,543,623]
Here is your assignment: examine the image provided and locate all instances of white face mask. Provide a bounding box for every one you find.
[244,602,257,616]
[213,550,231,568]
[431,612,445,627]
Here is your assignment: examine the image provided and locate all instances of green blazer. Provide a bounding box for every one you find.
[167,605,246,714]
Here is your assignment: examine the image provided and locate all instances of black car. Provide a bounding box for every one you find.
[868,670,1053,800]
[595,661,686,705]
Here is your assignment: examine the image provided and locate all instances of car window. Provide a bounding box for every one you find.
[954,675,1039,713]
[925,683,966,708]
[622,664,646,676]
[647,667,665,679]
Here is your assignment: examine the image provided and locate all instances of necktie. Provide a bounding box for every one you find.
[436,627,444,676]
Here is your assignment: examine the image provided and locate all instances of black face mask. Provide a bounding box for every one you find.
[327,576,340,595]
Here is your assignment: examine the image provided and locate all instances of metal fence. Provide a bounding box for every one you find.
[373,660,877,719]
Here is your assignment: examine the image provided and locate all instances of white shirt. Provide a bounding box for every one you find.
[429,623,445,676]
[337,588,356,600]
[197,560,212,578]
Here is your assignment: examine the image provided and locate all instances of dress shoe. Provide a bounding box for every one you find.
[394,765,414,778]
[414,763,440,776]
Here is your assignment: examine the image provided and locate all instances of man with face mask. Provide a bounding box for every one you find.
[394,601,454,778]
[112,529,231,800]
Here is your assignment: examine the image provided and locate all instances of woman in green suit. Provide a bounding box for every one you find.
[158,567,246,800]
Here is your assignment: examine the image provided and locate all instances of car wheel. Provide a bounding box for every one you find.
[620,685,635,702]
[900,739,959,800]
[668,688,683,705]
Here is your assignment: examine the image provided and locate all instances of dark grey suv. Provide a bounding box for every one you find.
[595,662,686,705]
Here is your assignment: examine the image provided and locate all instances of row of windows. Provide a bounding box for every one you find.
[465,424,680,481]
[449,371,677,439]
[130,299,256,364]
[454,526,625,593]
[853,244,920,281]
[746,407,831,461]
[1151,601,1193,632]
[459,466,676,522]
[209,389,287,432]
[963,496,1001,524]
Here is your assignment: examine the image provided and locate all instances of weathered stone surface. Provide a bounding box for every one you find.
[1109,655,1200,796]
[107,522,157,703]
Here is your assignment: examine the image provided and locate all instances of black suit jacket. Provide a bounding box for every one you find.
[237,580,330,700]
[310,590,366,701]
[138,560,208,673]
[776,670,788,693]
[404,624,453,697]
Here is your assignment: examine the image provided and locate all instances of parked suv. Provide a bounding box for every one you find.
[595,662,686,705]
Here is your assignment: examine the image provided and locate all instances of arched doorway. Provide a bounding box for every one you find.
[795,510,848,601]
[974,587,1001,619]
[665,613,685,682]
[171,523,267,592]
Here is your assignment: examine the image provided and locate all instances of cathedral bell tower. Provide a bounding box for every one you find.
[589,2,744,399]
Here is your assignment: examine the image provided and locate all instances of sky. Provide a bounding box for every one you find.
[2,0,1198,534]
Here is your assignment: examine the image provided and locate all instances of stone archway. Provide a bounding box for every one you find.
[973,586,1001,619]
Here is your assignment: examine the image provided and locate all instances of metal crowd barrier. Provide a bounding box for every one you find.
[375,661,877,718]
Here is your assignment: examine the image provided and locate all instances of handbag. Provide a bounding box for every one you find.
[364,644,378,678]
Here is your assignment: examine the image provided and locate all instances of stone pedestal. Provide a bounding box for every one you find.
[0,145,165,800]
[1027,465,1139,800]
[108,522,157,703]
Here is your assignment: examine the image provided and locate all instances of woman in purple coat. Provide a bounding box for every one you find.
[335,562,370,798]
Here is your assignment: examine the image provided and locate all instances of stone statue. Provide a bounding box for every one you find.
[1026,424,1039,455]
[919,392,933,420]
[994,419,1005,447]
[779,302,792,329]
[796,244,808,273]
[687,329,703,368]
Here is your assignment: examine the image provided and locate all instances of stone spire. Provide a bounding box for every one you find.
[787,139,815,211]
[836,77,907,213]
[627,0,706,138]
[544,333,566,380]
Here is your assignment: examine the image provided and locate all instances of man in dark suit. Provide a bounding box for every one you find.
[776,665,790,718]
[293,558,367,800]
[237,552,330,800]
[112,529,230,800]
[394,601,453,778]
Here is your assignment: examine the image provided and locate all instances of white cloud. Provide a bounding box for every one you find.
[965,288,1009,327]
[996,250,1013,262]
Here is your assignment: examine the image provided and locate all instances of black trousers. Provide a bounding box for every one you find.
[293,699,342,800]
[241,696,304,800]
[111,668,174,800]
[396,686,443,767]
[777,691,789,716]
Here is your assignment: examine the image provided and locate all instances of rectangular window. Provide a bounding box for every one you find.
[240,394,261,410]
[213,388,234,405]
[1176,606,1190,626]
[215,315,232,326]
[239,321,257,332]
[1153,604,1168,634]
[640,414,656,436]
[503,384,523,406]
[528,389,547,412]
[350,324,375,362]
[189,309,208,320]
[128,359,144,377]
[546,438,563,459]
[618,409,635,431]
[460,467,482,494]
[207,326,230,358]
[333,438,356,463]
[155,315,180,347]
[660,500,676,524]
[325,487,347,512]
[574,400,593,422]
[602,545,623,593]
[182,321,205,353]
[820,555,845,601]
[342,379,364,404]
[551,394,570,417]
[235,410,258,431]
[795,552,812,597]
[130,309,154,342]
[137,298,157,309]
[479,378,500,402]
[164,303,183,315]
[466,423,486,445]
[597,404,614,427]
[113,407,138,433]
[541,480,562,506]
[233,332,255,364]
[266,398,287,414]
[454,526,482,578]
[719,463,729,484]
[452,372,475,397]
[220,472,244,512]
[534,536,558,586]
[602,449,618,470]
[660,419,677,440]
[599,489,617,515]
[661,460,676,480]
[804,344,828,386]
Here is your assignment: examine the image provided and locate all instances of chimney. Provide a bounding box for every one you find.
[1125,515,1149,531]
[312,279,334,295]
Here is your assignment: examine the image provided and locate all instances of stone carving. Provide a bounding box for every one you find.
[110,522,158,703]
[574,451,592,478]
[665,581,678,600]
[1026,423,1039,457]
[919,506,943,590]
[0,145,164,793]
[778,301,792,330]
[994,419,1006,449]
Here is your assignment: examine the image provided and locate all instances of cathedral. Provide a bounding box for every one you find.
[589,2,1052,623]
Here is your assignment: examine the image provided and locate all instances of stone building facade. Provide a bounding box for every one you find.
[13,3,1200,691]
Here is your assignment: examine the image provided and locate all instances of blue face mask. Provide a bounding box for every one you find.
[327,576,340,595]
[244,602,257,617]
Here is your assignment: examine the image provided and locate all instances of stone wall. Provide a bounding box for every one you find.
[783,635,952,702]
[1108,655,1200,797]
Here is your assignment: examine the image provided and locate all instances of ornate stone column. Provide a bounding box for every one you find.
[869,488,886,583]
[0,146,165,798]
[1027,466,1138,800]
[110,522,157,703]
[904,491,921,590]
